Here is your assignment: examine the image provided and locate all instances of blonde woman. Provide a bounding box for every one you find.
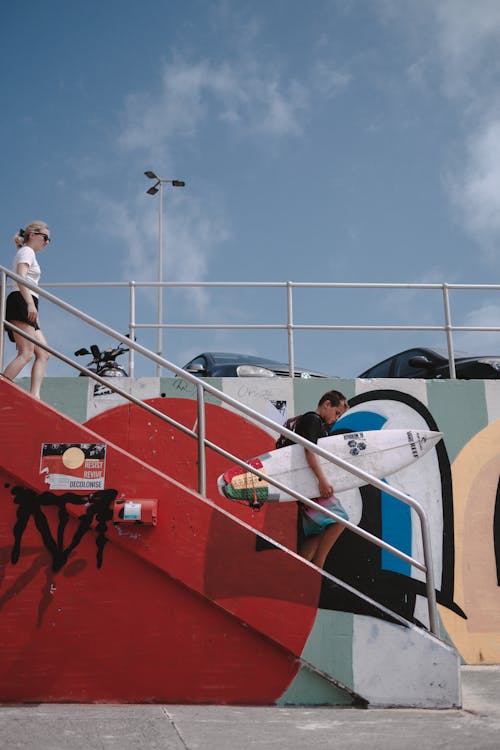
[2,221,51,398]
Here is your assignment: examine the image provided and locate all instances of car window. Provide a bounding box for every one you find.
[394,350,423,377]
[211,353,239,364]
[394,349,437,377]
[211,352,280,366]
[363,357,393,377]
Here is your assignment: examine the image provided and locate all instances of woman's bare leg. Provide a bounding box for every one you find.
[2,324,49,399]
[2,323,35,380]
[30,329,50,399]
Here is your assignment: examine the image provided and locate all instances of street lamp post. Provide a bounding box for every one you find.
[144,171,185,375]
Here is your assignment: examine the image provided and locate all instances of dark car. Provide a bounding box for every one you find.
[359,347,500,379]
[181,351,331,378]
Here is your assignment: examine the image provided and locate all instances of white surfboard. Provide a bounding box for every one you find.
[217,429,443,503]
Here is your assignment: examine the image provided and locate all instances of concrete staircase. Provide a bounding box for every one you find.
[0,377,460,706]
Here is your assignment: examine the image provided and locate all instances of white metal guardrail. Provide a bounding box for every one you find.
[29,279,500,378]
[1,266,443,635]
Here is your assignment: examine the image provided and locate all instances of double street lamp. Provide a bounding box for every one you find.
[144,170,185,375]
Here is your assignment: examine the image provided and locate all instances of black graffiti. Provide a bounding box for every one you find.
[10,486,117,572]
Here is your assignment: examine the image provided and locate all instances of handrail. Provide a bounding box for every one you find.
[0,325,424,635]
[1,265,440,635]
[2,319,439,634]
[30,278,500,379]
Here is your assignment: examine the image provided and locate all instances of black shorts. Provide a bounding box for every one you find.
[5,291,40,342]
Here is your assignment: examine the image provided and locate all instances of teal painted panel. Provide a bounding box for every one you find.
[426,379,488,463]
[39,377,88,423]
[301,609,354,690]
[12,377,30,393]
[293,378,355,417]
[276,665,354,706]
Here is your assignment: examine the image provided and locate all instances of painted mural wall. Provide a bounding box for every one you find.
[28,375,500,665]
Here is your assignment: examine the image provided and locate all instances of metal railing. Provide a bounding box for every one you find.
[1,266,440,635]
[29,279,500,378]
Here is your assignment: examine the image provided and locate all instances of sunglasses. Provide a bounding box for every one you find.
[33,232,51,243]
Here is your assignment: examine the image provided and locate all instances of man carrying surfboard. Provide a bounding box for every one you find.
[292,390,349,569]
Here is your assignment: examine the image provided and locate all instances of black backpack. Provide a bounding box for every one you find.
[275,415,302,449]
[275,411,319,449]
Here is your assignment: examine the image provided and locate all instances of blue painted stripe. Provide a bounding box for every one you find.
[333,411,387,433]
[380,486,411,575]
[331,410,411,576]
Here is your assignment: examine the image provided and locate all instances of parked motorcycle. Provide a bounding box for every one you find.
[74,342,129,377]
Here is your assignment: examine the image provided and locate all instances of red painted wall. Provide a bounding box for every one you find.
[0,380,321,703]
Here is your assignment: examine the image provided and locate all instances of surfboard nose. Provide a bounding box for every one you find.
[405,430,443,459]
[418,430,443,448]
[428,430,443,443]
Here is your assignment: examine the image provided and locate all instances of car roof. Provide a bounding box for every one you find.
[359,346,500,375]
[187,351,331,376]
[204,352,290,365]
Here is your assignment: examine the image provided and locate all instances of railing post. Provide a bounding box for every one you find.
[286,281,295,376]
[0,270,6,372]
[129,281,136,378]
[196,383,207,496]
[442,283,456,378]
[418,509,439,636]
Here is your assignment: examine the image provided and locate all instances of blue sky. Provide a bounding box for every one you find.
[1,0,499,378]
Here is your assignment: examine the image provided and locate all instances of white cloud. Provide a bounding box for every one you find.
[373,3,500,257]
[112,49,346,314]
[378,0,500,92]
[312,60,352,100]
[378,0,500,102]
[373,269,454,325]
[454,302,500,353]
[411,0,500,258]
[84,194,152,282]
[119,57,309,159]
[432,0,500,99]
[448,118,500,258]
[83,188,229,320]
[463,302,500,327]
[167,199,229,282]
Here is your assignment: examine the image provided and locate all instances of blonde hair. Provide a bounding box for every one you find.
[14,221,50,249]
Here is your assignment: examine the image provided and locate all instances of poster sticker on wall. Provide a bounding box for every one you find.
[40,443,107,490]
[267,399,287,423]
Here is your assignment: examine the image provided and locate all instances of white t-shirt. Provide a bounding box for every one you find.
[13,245,41,298]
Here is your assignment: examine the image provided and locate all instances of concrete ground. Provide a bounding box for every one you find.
[1,666,499,750]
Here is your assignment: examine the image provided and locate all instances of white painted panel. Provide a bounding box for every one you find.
[352,615,460,707]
